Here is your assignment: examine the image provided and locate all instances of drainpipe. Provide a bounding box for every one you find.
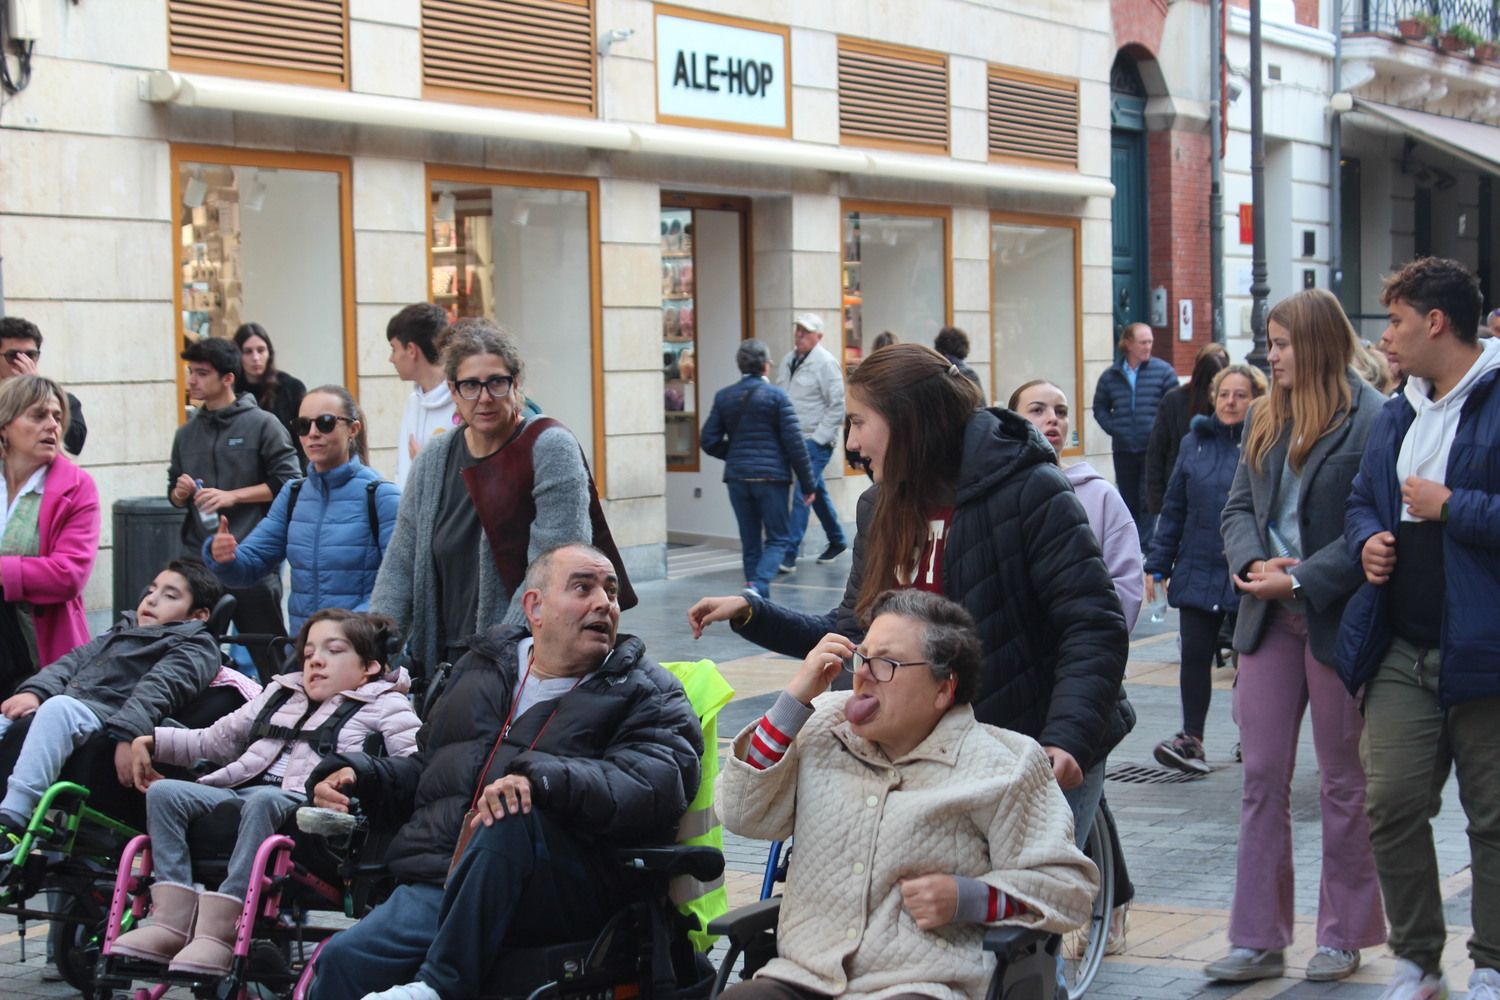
[1247,0,1271,374]
[1210,0,1226,343]
[1329,7,1344,308]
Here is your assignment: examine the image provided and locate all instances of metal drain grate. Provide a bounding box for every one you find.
[1106,763,1208,784]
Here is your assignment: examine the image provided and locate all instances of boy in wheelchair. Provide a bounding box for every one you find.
[717,590,1097,1000]
[109,608,421,976]
[0,559,224,852]
[302,543,702,1000]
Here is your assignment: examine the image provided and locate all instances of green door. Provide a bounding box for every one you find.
[1110,56,1149,350]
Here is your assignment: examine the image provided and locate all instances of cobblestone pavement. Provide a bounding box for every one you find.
[0,552,1478,998]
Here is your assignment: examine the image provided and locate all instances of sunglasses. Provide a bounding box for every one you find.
[453,375,515,401]
[2,349,40,364]
[294,414,355,436]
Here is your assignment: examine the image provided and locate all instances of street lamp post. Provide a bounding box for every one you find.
[1246,0,1271,374]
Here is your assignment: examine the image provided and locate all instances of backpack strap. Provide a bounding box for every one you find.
[251,687,376,758]
[247,686,298,743]
[285,479,305,522]
[366,481,381,543]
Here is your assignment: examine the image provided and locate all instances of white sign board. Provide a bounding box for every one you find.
[1178,298,1193,342]
[655,12,788,132]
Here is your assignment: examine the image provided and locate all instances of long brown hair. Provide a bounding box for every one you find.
[1243,288,1357,474]
[846,344,983,618]
[1184,342,1230,417]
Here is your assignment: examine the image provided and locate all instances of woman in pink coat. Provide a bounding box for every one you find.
[0,375,100,692]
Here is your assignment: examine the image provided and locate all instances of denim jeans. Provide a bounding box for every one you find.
[727,480,792,596]
[0,695,103,826]
[786,439,846,558]
[144,780,301,899]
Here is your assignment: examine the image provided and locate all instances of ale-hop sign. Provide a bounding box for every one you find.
[655,7,790,135]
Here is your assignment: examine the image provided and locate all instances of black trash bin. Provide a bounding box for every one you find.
[112,497,184,621]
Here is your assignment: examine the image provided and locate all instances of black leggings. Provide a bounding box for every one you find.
[1178,606,1229,739]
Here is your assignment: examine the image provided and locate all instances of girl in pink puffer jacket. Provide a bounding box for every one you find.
[111,609,421,977]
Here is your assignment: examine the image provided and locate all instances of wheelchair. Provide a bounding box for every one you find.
[0,593,261,993]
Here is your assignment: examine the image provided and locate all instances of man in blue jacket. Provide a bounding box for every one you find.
[1336,257,1500,1000]
[1091,323,1177,549]
[702,340,816,599]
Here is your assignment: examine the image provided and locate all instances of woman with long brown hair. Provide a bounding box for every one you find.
[1146,342,1229,521]
[1205,289,1387,984]
[689,344,1129,838]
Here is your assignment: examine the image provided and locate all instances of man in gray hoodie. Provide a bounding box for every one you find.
[168,338,300,677]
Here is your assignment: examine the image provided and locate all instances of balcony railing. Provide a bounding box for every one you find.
[1343,0,1500,43]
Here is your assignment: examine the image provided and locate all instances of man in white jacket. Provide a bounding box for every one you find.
[776,313,848,570]
[387,303,457,490]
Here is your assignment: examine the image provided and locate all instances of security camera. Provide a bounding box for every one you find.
[1227,77,1245,103]
[598,27,635,57]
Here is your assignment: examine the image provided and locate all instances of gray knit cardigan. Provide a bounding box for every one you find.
[368,418,591,668]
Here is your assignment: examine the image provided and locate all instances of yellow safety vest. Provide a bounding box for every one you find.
[661,659,735,952]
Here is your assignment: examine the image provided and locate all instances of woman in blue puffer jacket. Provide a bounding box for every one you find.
[1144,363,1265,773]
[204,385,400,660]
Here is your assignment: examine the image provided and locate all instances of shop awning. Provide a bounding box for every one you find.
[1349,99,1500,178]
[140,71,1115,200]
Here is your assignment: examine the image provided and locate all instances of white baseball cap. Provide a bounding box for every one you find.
[793,313,824,334]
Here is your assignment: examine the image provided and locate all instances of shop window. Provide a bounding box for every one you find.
[423,0,596,115]
[661,207,697,470]
[991,216,1081,452]
[429,175,597,467]
[175,150,353,410]
[168,0,348,88]
[841,207,949,379]
[837,39,948,153]
[988,65,1079,169]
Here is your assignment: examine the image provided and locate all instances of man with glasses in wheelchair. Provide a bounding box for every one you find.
[305,543,703,1000]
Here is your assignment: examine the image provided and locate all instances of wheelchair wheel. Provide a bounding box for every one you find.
[1061,804,1115,998]
[52,881,112,996]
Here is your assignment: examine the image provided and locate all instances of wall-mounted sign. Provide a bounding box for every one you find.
[655,6,790,136]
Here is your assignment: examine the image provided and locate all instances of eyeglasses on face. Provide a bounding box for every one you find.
[2,349,40,364]
[842,650,935,683]
[294,414,354,436]
[453,374,515,401]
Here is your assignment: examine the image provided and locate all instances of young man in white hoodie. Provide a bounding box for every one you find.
[1337,257,1500,1000]
[387,303,458,490]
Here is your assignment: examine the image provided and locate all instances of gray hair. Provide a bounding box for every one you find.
[866,589,981,703]
[736,339,771,376]
[441,317,525,387]
[522,542,613,595]
[0,375,70,456]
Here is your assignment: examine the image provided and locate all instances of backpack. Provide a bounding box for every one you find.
[285,478,381,543]
[247,685,387,758]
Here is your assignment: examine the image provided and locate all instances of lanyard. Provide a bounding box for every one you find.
[467,656,581,811]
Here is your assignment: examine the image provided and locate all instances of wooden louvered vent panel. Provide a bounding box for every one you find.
[988,67,1079,169]
[169,0,347,86]
[423,0,595,114]
[838,40,948,153]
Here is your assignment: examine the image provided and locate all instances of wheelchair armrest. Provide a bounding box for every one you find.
[706,896,780,940]
[615,845,724,883]
[982,924,1051,956]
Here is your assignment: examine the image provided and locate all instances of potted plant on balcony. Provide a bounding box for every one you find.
[1396,13,1432,39]
[1438,23,1471,52]
[1476,37,1500,61]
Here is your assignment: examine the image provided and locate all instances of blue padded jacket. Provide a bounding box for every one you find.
[700,376,816,491]
[1144,414,1243,612]
[203,457,400,633]
[1092,356,1179,454]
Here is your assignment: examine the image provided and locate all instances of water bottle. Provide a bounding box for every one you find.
[193,479,219,534]
[1147,575,1168,624]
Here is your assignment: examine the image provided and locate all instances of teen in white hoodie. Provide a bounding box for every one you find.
[387,304,458,489]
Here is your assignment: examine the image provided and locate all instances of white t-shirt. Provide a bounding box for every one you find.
[510,637,582,720]
[395,381,458,489]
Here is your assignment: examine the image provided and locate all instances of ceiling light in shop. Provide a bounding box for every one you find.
[510,204,529,226]
[183,173,207,208]
[243,176,268,212]
[434,191,456,222]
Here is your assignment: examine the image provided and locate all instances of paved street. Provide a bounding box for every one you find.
[0,551,1478,998]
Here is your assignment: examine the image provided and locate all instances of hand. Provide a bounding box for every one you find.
[1,692,40,720]
[209,516,238,563]
[408,433,420,460]
[312,767,357,813]
[471,774,532,828]
[788,633,856,705]
[1402,476,1451,522]
[8,350,38,377]
[802,493,816,507]
[1232,556,1300,602]
[1043,746,1083,790]
[1144,575,1161,602]
[687,596,751,639]
[194,487,236,514]
[127,736,161,792]
[1361,531,1397,586]
[899,875,960,931]
[170,474,198,506]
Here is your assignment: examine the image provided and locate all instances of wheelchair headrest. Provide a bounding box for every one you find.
[206,594,237,636]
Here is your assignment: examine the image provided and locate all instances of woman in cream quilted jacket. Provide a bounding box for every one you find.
[718,589,1096,1000]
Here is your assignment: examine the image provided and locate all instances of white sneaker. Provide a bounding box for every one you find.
[1468,967,1500,1000]
[1377,957,1449,1000]
[361,983,442,1000]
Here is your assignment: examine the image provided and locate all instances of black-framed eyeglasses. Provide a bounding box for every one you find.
[294,414,355,436]
[2,349,40,364]
[842,651,935,683]
[453,375,515,401]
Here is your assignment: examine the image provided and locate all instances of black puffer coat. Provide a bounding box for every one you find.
[738,407,1130,770]
[309,627,702,887]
